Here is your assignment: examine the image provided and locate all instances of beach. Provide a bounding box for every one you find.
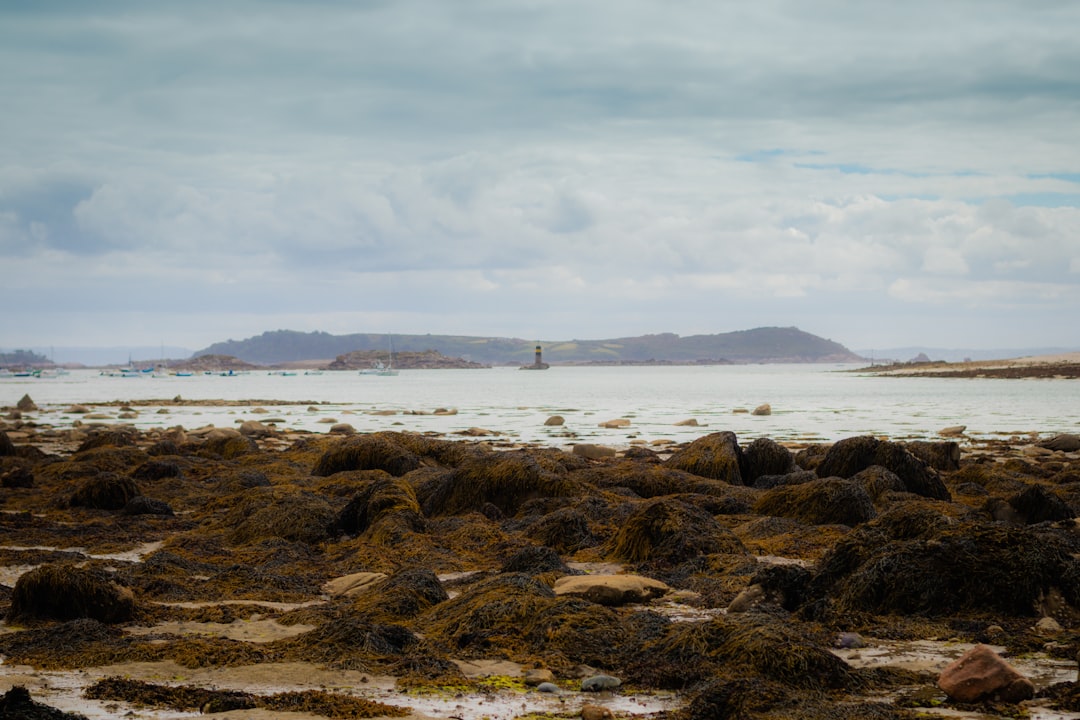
[3,367,1080,719]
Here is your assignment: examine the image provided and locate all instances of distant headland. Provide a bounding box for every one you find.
[193,327,863,367]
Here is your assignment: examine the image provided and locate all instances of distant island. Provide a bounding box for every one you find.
[195,326,862,366]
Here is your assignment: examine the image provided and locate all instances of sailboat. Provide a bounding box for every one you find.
[359,336,399,376]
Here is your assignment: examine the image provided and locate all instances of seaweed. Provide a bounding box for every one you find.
[665,431,744,484]
[752,478,877,527]
[7,564,135,624]
[606,496,748,564]
[313,433,423,477]
[69,471,140,510]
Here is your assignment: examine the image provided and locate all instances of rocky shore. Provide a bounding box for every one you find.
[3,413,1080,719]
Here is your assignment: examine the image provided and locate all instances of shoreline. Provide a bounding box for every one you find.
[3,421,1080,719]
[857,351,1080,379]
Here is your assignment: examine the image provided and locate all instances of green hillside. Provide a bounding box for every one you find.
[196,327,862,365]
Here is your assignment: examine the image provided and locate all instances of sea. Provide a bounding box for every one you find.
[2,365,1078,447]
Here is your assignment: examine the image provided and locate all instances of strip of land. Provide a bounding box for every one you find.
[859,351,1080,379]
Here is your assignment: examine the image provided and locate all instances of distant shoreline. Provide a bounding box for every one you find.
[857,352,1080,379]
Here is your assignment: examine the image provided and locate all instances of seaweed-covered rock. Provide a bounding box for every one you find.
[0,686,88,720]
[1005,485,1075,524]
[132,459,182,481]
[665,432,744,484]
[525,507,597,553]
[1,462,33,488]
[331,475,424,542]
[121,496,175,516]
[815,436,950,501]
[574,461,730,498]
[350,568,449,620]
[0,430,14,457]
[77,426,139,452]
[70,472,140,510]
[751,469,816,490]
[7,564,135,624]
[904,440,961,472]
[225,488,336,545]
[313,433,423,477]
[753,478,877,526]
[501,545,570,575]
[200,433,258,459]
[741,437,796,483]
[810,521,1080,617]
[419,450,584,517]
[607,497,748,564]
[851,465,908,501]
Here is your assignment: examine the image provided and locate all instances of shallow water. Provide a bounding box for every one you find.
[4,365,1080,446]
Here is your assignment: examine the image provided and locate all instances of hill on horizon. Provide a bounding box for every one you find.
[195,327,863,365]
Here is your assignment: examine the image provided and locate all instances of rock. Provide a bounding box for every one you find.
[753,477,876,526]
[726,584,765,613]
[16,394,37,412]
[1036,616,1063,634]
[815,435,950,501]
[524,668,556,686]
[239,420,273,437]
[502,545,571,575]
[581,705,615,720]
[329,423,356,435]
[8,564,136,623]
[121,496,175,516]
[70,472,140,510]
[433,408,458,416]
[742,437,796,483]
[752,403,772,416]
[836,632,866,649]
[674,418,699,426]
[572,443,617,459]
[664,431,744,484]
[598,419,631,428]
[536,682,561,693]
[939,425,967,437]
[1005,485,1074,524]
[117,412,138,420]
[581,675,622,692]
[83,413,113,420]
[316,417,338,424]
[251,407,270,414]
[322,572,390,598]
[459,427,496,436]
[1,464,33,488]
[1040,434,1080,452]
[904,441,961,471]
[553,574,671,606]
[545,415,566,426]
[937,644,1034,703]
[0,430,14,457]
[66,405,90,414]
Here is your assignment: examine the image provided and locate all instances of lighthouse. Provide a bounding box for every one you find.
[520,343,550,370]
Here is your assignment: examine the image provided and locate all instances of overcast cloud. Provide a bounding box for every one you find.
[2,0,1079,352]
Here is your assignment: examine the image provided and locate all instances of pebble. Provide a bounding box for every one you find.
[536,682,560,694]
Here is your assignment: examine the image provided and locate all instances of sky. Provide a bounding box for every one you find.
[2,0,1079,354]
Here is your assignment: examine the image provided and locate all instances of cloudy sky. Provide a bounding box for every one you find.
[2,0,1079,354]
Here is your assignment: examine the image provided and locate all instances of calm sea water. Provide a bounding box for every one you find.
[3,365,1078,446]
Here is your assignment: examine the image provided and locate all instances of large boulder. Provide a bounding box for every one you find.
[7,564,135,623]
[553,574,671,606]
[904,441,961,471]
[314,433,423,477]
[607,497,748,564]
[753,477,877,526]
[70,472,140,510]
[938,644,1034,703]
[665,432,744,484]
[741,438,796,484]
[16,394,37,412]
[815,436,950,501]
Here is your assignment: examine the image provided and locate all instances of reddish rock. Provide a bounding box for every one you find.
[938,644,1034,703]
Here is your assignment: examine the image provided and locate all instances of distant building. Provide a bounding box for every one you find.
[520,343,550,370]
